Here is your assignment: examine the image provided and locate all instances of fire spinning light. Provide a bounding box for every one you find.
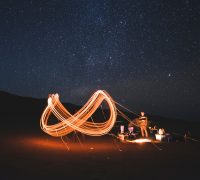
[40,90,117,137]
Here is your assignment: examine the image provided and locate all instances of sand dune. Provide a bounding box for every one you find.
[1,91,200,179]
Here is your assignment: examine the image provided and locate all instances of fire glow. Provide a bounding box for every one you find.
[126,138,152,143]
[40,90,117,137]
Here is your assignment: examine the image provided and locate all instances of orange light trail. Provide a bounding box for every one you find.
[40,90,117,137]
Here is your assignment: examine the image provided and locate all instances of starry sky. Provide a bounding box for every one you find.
[0,0,200,121]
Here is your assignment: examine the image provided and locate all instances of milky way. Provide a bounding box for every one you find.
[0,0,199,120]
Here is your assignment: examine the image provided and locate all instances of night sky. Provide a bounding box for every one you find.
[0,0,199,121]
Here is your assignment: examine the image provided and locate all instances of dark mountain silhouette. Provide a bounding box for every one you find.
[0,91,80,135]
[0,90,200,137]
[1,91,200,180]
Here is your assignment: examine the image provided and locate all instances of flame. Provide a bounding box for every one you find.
[133,138,151,143]
[126,138,152,143]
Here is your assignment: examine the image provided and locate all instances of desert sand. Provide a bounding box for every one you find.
[1,132,200,180]
[1,91,200,179]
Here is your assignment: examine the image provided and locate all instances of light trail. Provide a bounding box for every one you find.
[40,90,117,137]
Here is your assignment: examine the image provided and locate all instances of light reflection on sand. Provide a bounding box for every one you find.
[8,136,123,152]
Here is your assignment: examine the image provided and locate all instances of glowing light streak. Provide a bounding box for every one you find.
[126,138,152,143]
[40,90,117,137]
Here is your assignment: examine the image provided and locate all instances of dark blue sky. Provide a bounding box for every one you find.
[0,0,200,120]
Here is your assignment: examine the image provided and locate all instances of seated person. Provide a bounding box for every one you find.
[128,126,134,134]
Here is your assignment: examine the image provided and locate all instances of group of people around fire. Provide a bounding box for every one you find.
[124,111,166,139]
[121,111,192,143]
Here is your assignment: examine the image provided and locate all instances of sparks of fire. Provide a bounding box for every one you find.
[40,90,117,137]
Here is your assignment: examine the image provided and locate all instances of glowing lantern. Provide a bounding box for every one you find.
[120,125,124,134]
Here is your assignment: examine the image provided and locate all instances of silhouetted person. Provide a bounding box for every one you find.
[139,112,148,137]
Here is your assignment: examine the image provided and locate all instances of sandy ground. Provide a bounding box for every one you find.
[1,133,200,180]
[1,92,200,179]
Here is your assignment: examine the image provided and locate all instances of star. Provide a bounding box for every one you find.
[0,0,199,121]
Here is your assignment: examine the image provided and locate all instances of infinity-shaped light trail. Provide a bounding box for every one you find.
[40,90,117,137]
